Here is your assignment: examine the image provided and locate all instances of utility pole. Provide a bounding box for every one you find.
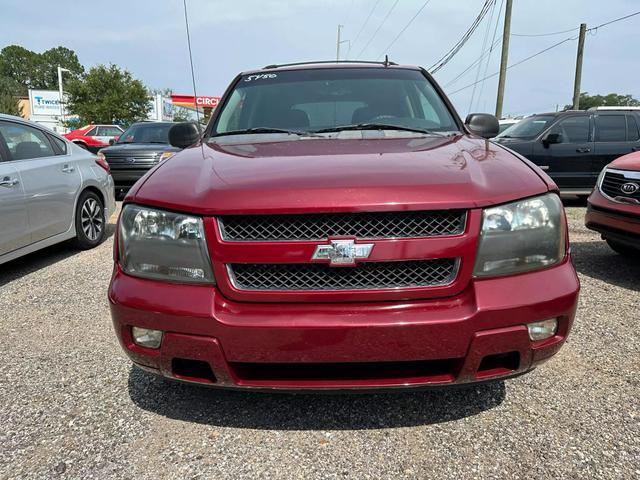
[495,0,513,119]
[336,24,343,61]
[572,23,587,109]
[57,66,70,130]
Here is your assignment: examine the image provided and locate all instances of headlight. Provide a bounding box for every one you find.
[118,204,215,284]
[159,151,176,162]
[473,193,566,277]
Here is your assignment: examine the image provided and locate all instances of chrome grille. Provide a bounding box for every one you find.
[219,211,466,241]
[601,170,640,202]
[104,151,160,165]
[228,259,459,291]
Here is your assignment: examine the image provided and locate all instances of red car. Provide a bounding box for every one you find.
[586,151,640,255]
[109,62,579,391]
[64,124,124,153]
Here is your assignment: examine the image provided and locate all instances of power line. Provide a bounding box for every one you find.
[511,27,578,37]
[429,0,497,74]
[448,35,577,95]
[348,0,382,58]
[356,0,400,59]
[443,36,502,88]
[589,10,640,30]
[469,0,499,111]
[375,0,433,60]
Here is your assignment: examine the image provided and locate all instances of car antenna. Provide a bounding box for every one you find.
[383,55,390,67]
[182,0,204,157]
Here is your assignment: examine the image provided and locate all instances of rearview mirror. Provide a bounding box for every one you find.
[543,133,563,147]
[168,122,201,149]
[465,113,499,139]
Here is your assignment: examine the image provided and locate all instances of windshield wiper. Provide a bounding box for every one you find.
[314,123,444,135]
[211,127,322,138]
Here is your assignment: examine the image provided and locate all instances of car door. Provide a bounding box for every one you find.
[0,133,29,256]
[592,113,640,174]
[532,115,594,189]
[96,126,123,145]
[0,120,81,244]
[593,113,629,171]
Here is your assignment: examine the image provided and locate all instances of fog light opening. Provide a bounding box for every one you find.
[527,318,558,342]
[131,327,163,349]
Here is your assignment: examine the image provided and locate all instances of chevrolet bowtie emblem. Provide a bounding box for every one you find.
[312,239,374,266]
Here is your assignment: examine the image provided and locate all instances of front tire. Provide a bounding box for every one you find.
[606,239,639,257]
[73,191,106,250]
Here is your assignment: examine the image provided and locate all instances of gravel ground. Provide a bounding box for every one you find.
[1,201,638,479]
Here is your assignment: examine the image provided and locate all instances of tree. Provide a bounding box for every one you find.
[0,76,22,116]
[0,45,84,95]
[65,64,150,124]
[565,92,640,111]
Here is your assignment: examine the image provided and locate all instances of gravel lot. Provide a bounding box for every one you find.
[1,201,638,479]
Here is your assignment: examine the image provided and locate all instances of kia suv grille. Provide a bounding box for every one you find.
[219,211,466,241]
[228,259,459,291]
[601,170,640,202]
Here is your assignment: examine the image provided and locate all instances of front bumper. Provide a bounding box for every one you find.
[586,189,640,248]
[110,167,153,192]
[109,257,579,391]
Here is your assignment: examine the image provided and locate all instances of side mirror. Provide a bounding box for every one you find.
[543,133,563,147]
[168,122,201,149]
[109,138,115,145]
[465,113,499,139]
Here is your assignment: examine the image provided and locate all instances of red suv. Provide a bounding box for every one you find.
[109,62,579,391]
[586,151,640,255]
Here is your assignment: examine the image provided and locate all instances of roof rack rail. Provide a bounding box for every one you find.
[587,106,640,111]
[262,60,398,69]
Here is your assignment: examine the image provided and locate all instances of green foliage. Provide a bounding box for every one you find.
[0,93,22,116]
[0,45,84,95]
[565,92,640,111]
[65,64,150,124]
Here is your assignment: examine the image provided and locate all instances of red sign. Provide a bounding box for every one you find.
[171,94,221,108]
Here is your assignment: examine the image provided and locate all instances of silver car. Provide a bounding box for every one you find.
[0,114,116,265]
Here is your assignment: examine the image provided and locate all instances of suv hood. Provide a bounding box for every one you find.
[130,135,551,215]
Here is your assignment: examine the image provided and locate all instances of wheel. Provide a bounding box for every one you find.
[605,239,639,257]
[72,190,106,249]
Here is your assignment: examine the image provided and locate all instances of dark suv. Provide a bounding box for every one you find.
[97,122,181,197]
[494,108,640,195]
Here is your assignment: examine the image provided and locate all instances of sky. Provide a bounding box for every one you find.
[2,0,639,118]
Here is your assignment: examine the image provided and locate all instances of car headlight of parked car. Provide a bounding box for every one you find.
[118,204,215,284]
[473,193,566,277]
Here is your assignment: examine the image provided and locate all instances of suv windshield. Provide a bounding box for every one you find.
[210,68,459,137]
[497,115,555,140]
[117,123,173,144]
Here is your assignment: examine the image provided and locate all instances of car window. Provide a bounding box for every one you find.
[496,115,554,140]
[0,121,56,160]
[549,116,590,143]
[595,115,626,142]
[85,127,98,136]
[116,123,173,144]
[47,134,68,155]
[98,126,123,136]
[212,68,459,136]
[626,115,640,142]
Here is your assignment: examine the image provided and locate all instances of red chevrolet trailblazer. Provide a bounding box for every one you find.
[109,62,580,391]
[586,151,640,256]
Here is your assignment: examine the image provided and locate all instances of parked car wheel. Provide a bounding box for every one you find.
[605,239,639,257]
[73,191,106,249]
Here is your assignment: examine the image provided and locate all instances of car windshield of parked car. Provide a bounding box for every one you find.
[117,124,172,144]
[210,68,459,138]
[496,115,555,140]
